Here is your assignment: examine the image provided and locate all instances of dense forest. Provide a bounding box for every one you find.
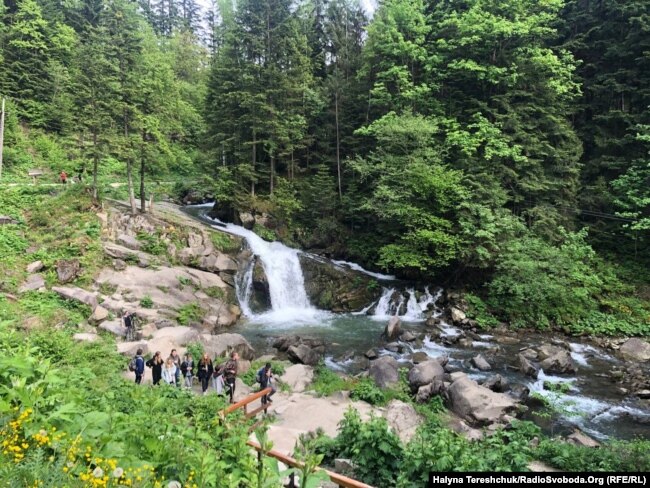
[1,0,649,334]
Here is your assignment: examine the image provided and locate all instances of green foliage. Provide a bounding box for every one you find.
[139,295,154,309]
[176,302,203,325]
[536,438,650,472]
[335,409,403,487]
[309,363,354,397]
[465,293,499,329]
[210,231,241,253]
[186,341,204,361]
[136,232,167,256]
[349,378,385,405]
[253,224,277,242]
[204,286,225,300]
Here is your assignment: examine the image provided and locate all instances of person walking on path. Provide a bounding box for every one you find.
[212,359,225,395]
[223,352,239,404]
[257,362,276,405]
[146,351,164,385]
[168,349,182,386]
[134,348,145,384]
[181,354,194,388]
[197,353,213,395]
[162,358,177,385]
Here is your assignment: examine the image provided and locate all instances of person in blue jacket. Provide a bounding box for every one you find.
[134,348,145,384]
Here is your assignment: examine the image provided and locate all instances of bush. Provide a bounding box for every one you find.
[177,302,204,325]
[536,438,650,472]
[139,295,154,308]
[309,363,353,396]
[350,377,385,405]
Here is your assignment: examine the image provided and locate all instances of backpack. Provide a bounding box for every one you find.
[128,356,137,372]
[256,368,265,384]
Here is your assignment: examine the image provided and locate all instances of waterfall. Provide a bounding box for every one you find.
[205,216,325,323]
[374,286,440,322]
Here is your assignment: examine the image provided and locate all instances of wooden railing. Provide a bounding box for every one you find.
[220,388,375,488]
[247,440,374,488]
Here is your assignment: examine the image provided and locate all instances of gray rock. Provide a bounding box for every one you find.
[458,338,473,348]
[26,261,44,273]
[509,384,530,402]
[520,348,538,360]
[383,316,401,341]
[482,374,510,393]
[385,400,423,443]
[19,274,45,293]
[384,342,402,353]
[73,333,100,343]
[279,364,314,393]
[52,286,98,310]
[408,360,445,389]
[400,331,416,342]
[334,459,357,476]
[201,333,255,360]
[537,344,565,361]
[566,429,600,448]
[99,319,127,337]
[364,348,378,360]
[117,341,149,356]
[471,354,492,371]
[239,212,255,230]
[518,353,539,378]
[540,351,575,374]
[118,234,141,251]
[368,356,400,388]
[636,389,650,399]
[450,307,466,324]
[90,305,109,324]
[0,215,18,225]
[447,376,518,426]
[410,351,429,364]
[113,259,127,271]
[288,344,321,366]
[56,259,80,283]
[155,319,175,329]
[416,380,445,403]
[619,338,650,362]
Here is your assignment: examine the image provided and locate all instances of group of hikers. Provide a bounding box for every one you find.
[129,348,276,405]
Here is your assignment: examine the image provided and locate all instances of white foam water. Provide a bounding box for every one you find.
[374,286,441,322]
[332,260,396,281]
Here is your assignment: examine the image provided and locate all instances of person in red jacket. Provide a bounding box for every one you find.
[60,171,67,184]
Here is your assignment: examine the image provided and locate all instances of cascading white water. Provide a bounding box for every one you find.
[206,217,326,324]
[332,260,396,281]
[374,286,441,321]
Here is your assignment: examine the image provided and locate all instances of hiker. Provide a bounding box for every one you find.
[162,358,177,385]
[212,359,225,395]
[180,354,194,388]
[257,362,276,405]
[146,351,164,385]
[59,171,67,184]
[223,351,239,404]
[197,353,213,395]
[168,349,182,386]
[134,348,145,384]
[123,311,136,341]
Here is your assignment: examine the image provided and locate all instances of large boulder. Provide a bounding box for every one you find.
[288,344,321,366]
[446,375,518,426]
[99,319,127,337]
[239,212,255,230]
[117,234,141,251]
[279,364,314,392]
[518,353,539,378]
[368,356,400,388]
[540,351,575,374]
[56,259,81,283]
[537,344,565,361]
[619,338,650,362]
[416,380,445,403]
[117,341,149,357]
[26,261,44,274]
[383,317,401,341]
[408,360,445,390]
[273,336,326,354]
[201,333,255,360]
[482,375,510,393]
[567,429,600,448]
[52,286,98,310]
[19,274,45,293]
[90,305,109,324]
[450,307,466,324]
[384,400,423,443]
[471,354,492,371]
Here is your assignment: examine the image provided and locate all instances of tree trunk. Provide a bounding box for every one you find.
[270,156,274,194]
[124,112,137,215]
[140,137,146,213]
[92,131,99,203]
[335,90,342,199]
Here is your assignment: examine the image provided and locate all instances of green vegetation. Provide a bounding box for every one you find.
[139,295,154,309]
[240,360,289,388]
[309,363,354,397]
[176,302,204,326]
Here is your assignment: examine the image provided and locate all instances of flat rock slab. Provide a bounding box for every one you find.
[384,400,423,443]
[619,338,650,362]
[19,274,46,293]
[447,375,518,426]
[99,319,127,337]
[279,364,314,393]
[52,286,98,310]
[26,261,44,273]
